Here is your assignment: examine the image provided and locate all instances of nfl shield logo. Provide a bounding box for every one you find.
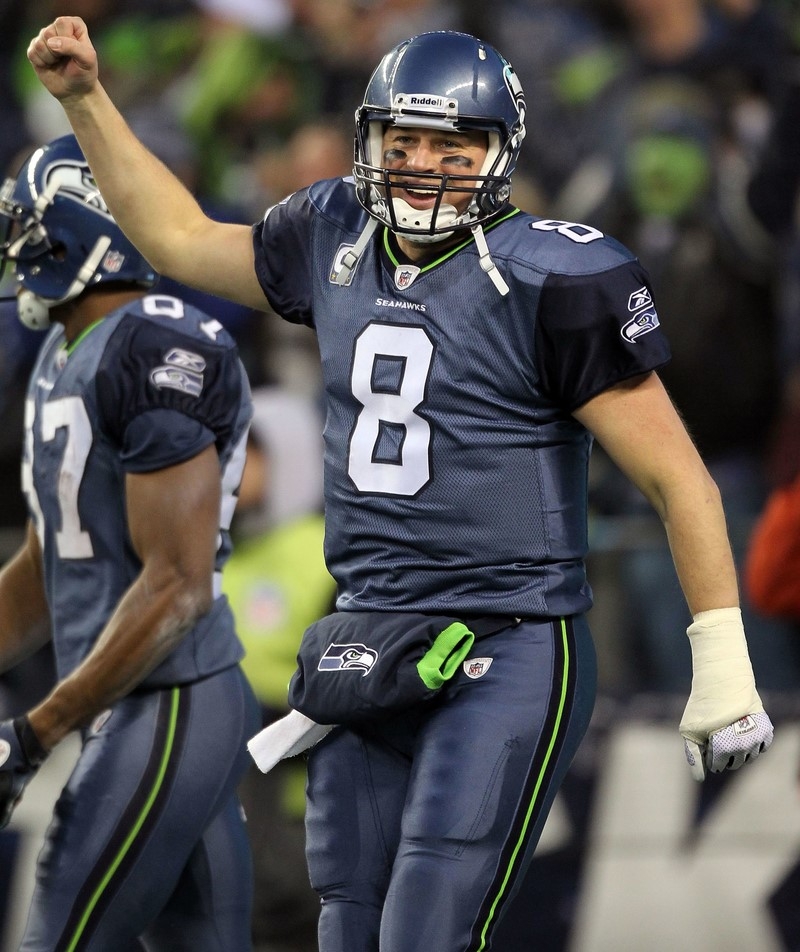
[464,657,493,680]
[394,265,420,289]
[102,250,126,273]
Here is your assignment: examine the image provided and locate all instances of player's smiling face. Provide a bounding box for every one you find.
[381,126,489,216]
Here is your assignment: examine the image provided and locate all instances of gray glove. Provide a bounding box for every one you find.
[0,716,49,828]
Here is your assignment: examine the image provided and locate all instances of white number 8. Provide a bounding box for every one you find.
[348,322,434,496]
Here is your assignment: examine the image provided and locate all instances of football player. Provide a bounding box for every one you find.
[0,134,259,950]
[27,20,774,952]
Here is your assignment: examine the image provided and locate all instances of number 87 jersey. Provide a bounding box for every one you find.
[22,292,252,683]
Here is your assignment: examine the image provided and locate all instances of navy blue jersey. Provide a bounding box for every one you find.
[23,293,252,683]
[253,179,670,617]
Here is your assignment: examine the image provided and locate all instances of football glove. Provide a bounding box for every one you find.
[0,716,49,829]
[679,607,774,781]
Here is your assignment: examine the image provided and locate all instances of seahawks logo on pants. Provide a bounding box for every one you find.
[318,644,378,676]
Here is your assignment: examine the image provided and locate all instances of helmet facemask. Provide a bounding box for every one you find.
[0,135,156,330]
[356,121,515,243]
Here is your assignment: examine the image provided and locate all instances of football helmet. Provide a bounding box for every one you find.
[354,31,527,241]
[0,134,156,330]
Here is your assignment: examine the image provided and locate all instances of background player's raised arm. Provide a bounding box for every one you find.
[27,16,265,311]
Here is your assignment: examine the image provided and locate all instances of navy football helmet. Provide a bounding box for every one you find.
[354,31,527,240]
[0,134,156,329]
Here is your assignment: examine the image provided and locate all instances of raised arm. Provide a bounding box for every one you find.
[27,17,268,311]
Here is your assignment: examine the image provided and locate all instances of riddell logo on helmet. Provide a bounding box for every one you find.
[409,95,445,107]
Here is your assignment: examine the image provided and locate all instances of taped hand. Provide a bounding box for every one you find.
[679,608,774,781]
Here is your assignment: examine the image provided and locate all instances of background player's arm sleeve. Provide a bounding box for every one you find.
[95,316,243,471]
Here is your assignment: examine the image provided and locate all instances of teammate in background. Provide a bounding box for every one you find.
[0,134,259,951]
[27,19,774,952]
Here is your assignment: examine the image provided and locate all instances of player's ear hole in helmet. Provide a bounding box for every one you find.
[0,133,156,330]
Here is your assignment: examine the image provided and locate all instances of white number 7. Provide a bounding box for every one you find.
[23,396,94,559]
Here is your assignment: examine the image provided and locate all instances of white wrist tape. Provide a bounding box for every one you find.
[679,607,763,744]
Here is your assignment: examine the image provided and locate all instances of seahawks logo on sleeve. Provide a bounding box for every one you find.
[621,286,660,343]
[150,348,208,398]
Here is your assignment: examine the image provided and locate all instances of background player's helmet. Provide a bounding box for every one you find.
[0,134,156,329]
[354,31,527,239]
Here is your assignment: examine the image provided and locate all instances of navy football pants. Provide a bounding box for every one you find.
[305,615,597,952]
[19,665,260,952]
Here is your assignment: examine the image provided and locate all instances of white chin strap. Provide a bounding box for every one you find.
[470,222,509,296]
[17,290,53,330]
[338,182,509,295]
[16,235,113,330]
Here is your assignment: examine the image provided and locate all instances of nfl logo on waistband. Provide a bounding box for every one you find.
[464,658,493,679]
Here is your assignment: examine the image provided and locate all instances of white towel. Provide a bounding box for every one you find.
[247,709,334,773]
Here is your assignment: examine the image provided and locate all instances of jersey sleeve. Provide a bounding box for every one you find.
[252,188,316,326]
[535,261,671,411]
[94,314,246,473]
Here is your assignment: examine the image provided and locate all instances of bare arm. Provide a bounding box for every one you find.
[27,444,222,751]
[575,373,775,776]
[27,17,268,311]
[0,522,52,672]
[572,372,740,614]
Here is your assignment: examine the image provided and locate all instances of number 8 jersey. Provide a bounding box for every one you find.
[253,178,671,619]
[22,293,252,684]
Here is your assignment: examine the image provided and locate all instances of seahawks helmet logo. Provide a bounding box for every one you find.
[502,62,527,141]
[42,159,113,221]
[318,643,378,676]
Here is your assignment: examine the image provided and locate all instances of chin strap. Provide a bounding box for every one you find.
[471,223,509,296]
[335,215,509,297]
[334,217,379,286]
[17,290,51,330]
[16,236,112,330]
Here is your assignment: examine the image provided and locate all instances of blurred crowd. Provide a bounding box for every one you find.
[3,1,800,948]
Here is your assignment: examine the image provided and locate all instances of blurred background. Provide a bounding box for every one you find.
[2,1,800,950]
